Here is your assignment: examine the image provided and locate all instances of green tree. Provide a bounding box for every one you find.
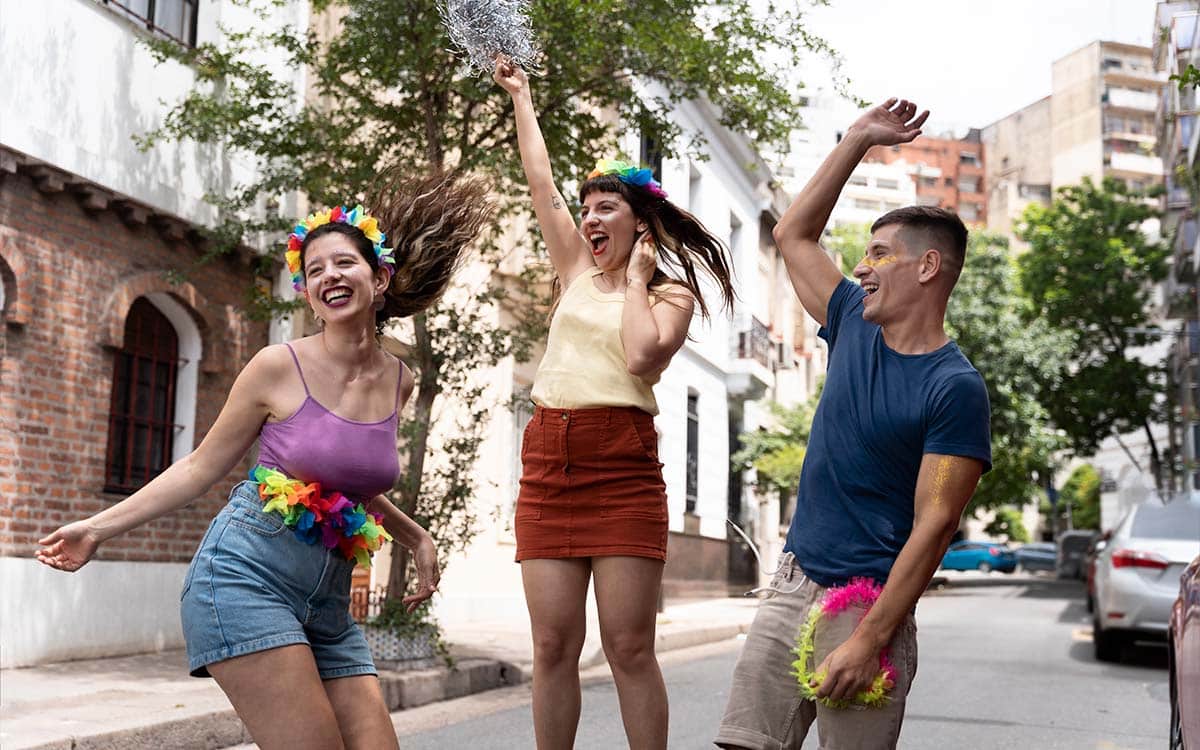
[734,382,822,501]
[946,232,1070,516]
[823,222,871,277]
[1016,177,1170,489]
[141,0,838,601]
[1047,463,1102,531]
[983,507,1030,544]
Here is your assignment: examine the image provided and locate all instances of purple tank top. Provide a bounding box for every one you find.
[256,344,402,502]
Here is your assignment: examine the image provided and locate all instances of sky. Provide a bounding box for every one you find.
[797,0,1164,136]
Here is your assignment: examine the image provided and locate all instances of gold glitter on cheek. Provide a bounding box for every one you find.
[862,254,899,269]
[931,457,952,506]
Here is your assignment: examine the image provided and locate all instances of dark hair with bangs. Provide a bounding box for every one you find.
[578,172,735,320]
[870,206,969,285]
[299,169,494,334]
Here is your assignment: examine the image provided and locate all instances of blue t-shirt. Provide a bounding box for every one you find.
[783,278,992,587]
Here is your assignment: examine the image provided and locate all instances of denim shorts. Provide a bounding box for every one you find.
[180,480,376,679]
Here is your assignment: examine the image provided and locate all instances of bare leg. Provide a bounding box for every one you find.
[207,644,345,750]
[521,557,592,750]
[593,555,668,750]
[324,674,400,750]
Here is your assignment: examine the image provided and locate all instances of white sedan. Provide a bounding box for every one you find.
[1093,497,1200,663]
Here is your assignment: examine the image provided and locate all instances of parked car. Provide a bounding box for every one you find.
[1015,542,1057,572]
[1085,531,1111,613]
[1093,498,1200,662]
[940,540,1017,573]
[1057,529,1097,580]
[1169,553,1200,750]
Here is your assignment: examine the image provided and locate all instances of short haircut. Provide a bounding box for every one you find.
[870,206,969,283]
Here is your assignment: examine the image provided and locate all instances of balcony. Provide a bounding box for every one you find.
[728,315,777,399]
[1105,87,1159,112]
[1106,150,1164,175]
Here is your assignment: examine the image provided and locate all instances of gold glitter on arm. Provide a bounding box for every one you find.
[930,456,952,506]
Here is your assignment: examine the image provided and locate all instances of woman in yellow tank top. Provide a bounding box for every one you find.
[495,58,736,750]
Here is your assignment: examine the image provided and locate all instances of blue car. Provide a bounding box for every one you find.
[940,540,1017,573]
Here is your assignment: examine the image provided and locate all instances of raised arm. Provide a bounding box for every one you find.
[494,58,593,286]
[36,346,285,572]
[621,235,695,376]
[774,99,928,326]
[813,453,982,703]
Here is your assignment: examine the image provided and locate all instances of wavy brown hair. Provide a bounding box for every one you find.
[578,173,736,320]
[300,170,495,332]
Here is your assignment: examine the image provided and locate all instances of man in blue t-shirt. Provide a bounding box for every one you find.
[715,99,992,750]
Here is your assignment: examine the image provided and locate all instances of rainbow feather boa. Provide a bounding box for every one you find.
[250,465,393,568]
[284,205,395,293]
[791,578,898,709]
[587,159,668,199]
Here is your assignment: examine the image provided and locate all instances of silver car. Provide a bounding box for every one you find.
[1093,497,1200,662]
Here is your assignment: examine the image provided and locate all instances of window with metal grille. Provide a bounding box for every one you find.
[105,298,180,494]
[686,392,699,513]
[98,0,199,47]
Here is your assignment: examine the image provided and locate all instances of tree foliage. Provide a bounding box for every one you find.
[140,0,837,601]
[1016,177,1170,486]
[983,507,1030,544]
[1047,463,1102,531]
[733,383,822,500]
[823,222,870,277]
[946,232,1070,516]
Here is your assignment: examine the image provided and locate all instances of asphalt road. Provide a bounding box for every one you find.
[390,572,1169,749]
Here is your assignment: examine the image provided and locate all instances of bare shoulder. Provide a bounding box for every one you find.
[649,281,696,309]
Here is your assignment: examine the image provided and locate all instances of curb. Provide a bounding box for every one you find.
[20,622,751,750]
[23,658,522,750]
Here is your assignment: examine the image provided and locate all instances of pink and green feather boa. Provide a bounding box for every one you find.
[791,578,898,709]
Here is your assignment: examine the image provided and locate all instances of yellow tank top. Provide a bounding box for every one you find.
[531,268,661,415]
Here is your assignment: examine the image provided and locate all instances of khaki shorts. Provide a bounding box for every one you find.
[714,553,918,750]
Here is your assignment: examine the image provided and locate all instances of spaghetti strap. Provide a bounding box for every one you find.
[284,343,311,396]
[394,358,405,411]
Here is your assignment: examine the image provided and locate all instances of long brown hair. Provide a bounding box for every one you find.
[299,169,495,331]
[579,173,735,320]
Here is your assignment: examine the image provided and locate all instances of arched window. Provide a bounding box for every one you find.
[105,298,179,493]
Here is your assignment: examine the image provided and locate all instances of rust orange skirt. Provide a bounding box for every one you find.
[515,405,668,562]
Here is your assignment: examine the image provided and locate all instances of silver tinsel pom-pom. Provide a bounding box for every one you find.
[439,0,541,76]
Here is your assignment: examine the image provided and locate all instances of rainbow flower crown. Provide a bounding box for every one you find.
[587,159,668,199]
[285,205,395,293]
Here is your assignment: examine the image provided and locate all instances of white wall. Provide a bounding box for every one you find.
[1,558,187,668]
[0,0,307,226]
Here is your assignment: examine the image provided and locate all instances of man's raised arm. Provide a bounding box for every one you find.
[773,98,929,326]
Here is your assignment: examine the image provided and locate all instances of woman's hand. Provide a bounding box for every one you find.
[402,535,441,613]
[626,232,658,287]
[493,55,529,98]
[36,521,102,572]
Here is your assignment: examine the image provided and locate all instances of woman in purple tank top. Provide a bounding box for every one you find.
[35,168,494,749]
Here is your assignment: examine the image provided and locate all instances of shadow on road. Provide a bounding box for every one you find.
[1068,637,1168,670]
[926,573,1084,599]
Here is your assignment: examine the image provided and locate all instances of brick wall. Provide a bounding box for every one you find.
[0,170,269,562]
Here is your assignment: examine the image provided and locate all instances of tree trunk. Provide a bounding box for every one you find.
[386,311,440,602]
[1143,418,1164,494]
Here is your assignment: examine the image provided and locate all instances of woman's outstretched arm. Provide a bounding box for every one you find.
[494,57,593,286]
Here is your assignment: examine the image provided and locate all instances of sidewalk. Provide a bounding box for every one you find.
[1,596,757,750]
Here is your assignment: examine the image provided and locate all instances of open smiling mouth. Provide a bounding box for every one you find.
[322,286,353,306]
[862,282,879,296]
[589,233,609,256]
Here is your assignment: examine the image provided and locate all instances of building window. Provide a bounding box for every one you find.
[105,298,180,494]
[958,177,980,193]
[848,175,869,186]
[99,0,198,47]
[853,198,880,210]
[507,386,534,529]
[876,178,899,191]
[686,392,699,514]
[959,203,980,221]
[959,152,981,167]
[1103,57,1123,70]
[639,130,663,183]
